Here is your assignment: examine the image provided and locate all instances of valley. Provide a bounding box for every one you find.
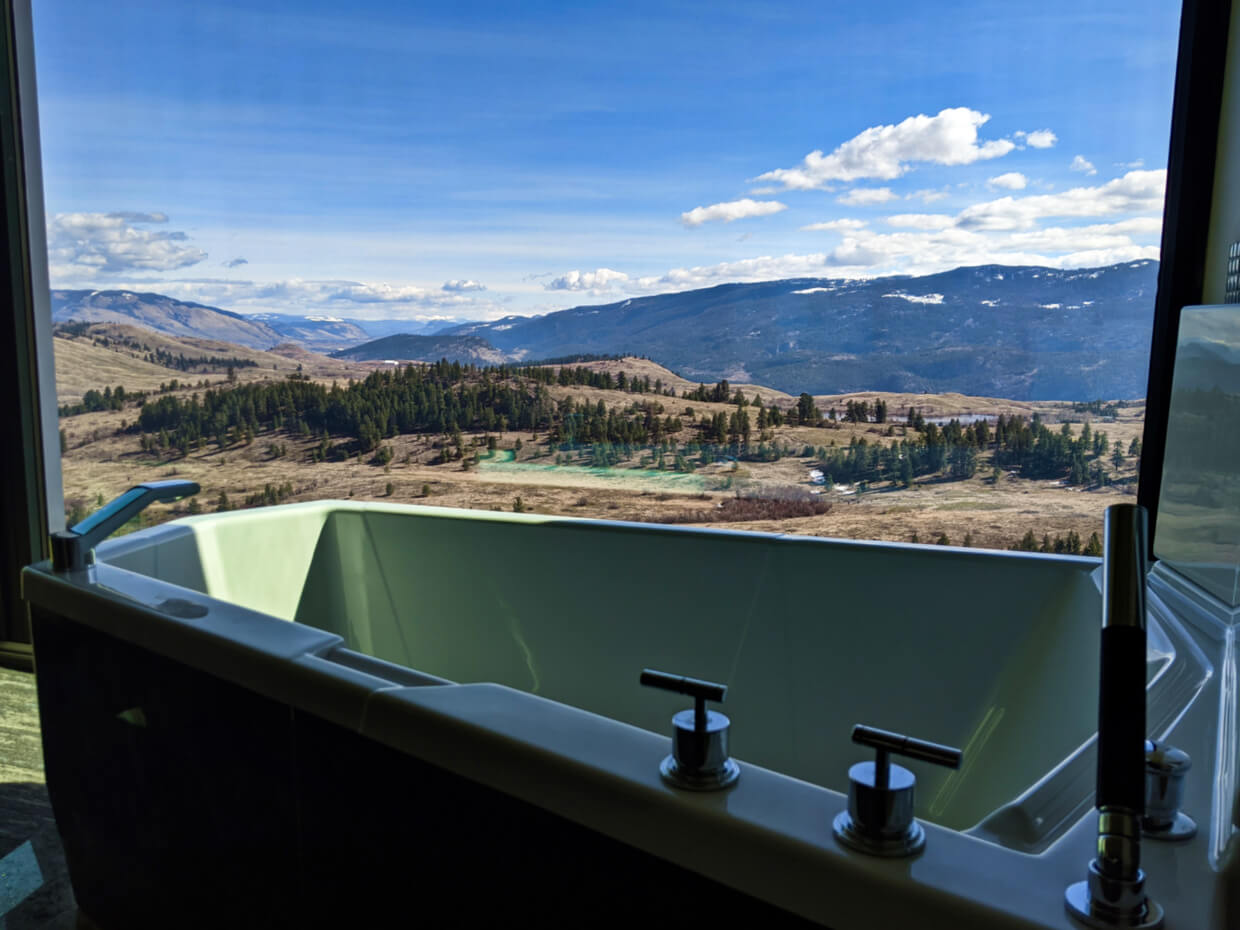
[53,321,1145,553]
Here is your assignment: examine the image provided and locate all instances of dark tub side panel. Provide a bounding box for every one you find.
[30,606,300,930]
[31,608,823,929]
[293,710,824,929]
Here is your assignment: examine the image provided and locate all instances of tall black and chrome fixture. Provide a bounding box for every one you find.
[1065,504,1163,929]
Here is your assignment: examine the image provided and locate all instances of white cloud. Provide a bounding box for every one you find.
[55,275,505,321]
[1070,155,1098,175]
[885,214,956,230]
[48,212,207,275]
[1016,129,1058,149]
[801,218,869,232]
[837,187,898,206]
[631,254,835,293]
[442,279,486,292]
[620,211,1162,296]
[752,107,1015,191]
[224,257,248,268]
[953,170,1165,231]
[907,188,950,204]
[680,198,788,226]
[324,282,435,303]
[988,172,1028,191]
[545,268,630,292]
[1115,159,1145,169]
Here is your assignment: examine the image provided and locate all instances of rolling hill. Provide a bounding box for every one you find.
[52,290,283,349]
[51,322,360,402]
[329,333,509,365]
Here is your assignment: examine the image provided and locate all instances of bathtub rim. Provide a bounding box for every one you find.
[22,553,1092,930]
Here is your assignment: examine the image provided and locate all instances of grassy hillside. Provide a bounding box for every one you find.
[52,323,361,402]
[56,341,1146,554]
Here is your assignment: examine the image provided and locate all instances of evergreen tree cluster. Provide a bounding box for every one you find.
[683,379,736,403]
[1011,529,1102,556]
[522,363,669,395]
[147,347,260,373]
[244,482,296,507]
[842,399,886,423]
[132,360,686,458]
[991,414,1113,484]
[59,385,146,417]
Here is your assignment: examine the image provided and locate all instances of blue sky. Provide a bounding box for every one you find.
[33,0,1181,320]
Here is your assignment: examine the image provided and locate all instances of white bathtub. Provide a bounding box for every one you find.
[21,501,1235,929]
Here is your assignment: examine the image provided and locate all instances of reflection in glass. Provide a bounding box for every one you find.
[1155,306,1240,607]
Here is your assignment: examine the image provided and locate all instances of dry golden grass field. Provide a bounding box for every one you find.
[53,327,1147,553]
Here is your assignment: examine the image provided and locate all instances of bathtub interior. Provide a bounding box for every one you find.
[99,502,1146,835]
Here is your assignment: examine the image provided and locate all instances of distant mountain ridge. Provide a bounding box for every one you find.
[53,260,1161,400]
[52,290,465,353]
[248,314,464,352]
[330,333,508,365]
[442,261,1159,400]
[52,290,283,349]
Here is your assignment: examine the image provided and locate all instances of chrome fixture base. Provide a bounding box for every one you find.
[832,726,961,858]
[659,754,739,791]
[1065,862,1164,929]
[1142,811,1197,842]
[640,669,739,792]
[832,811,924,858]
[1143,741,1194,841]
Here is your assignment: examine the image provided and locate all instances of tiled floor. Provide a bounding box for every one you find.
[0,665,79,929]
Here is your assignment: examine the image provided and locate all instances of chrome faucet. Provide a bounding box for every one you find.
[639,668,739,790]
[833,724,962,857]
[1065,504,1163,929]
[50,480,200,572]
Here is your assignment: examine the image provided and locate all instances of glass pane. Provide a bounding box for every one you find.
[1155,305,1240,607]
[37,0,1178,550]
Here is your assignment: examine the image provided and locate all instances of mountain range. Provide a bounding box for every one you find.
[52,290,462,352]
[51,289,284,349]
[53,260,1162,400]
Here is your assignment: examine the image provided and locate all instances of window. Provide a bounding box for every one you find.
[37,0,1181,553]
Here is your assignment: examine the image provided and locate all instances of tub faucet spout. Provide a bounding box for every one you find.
[1065,504,1163,929]
[50,480,200,572]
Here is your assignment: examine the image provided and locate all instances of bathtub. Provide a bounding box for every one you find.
[20,501,1236,929]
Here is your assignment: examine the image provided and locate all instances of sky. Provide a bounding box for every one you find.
[32,0,1182,321]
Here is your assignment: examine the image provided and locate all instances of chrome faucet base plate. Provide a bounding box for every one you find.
[831,811,925,858]
[1142,811,1197,842]
[658,755,739,791]
[1065,879,1164,929]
